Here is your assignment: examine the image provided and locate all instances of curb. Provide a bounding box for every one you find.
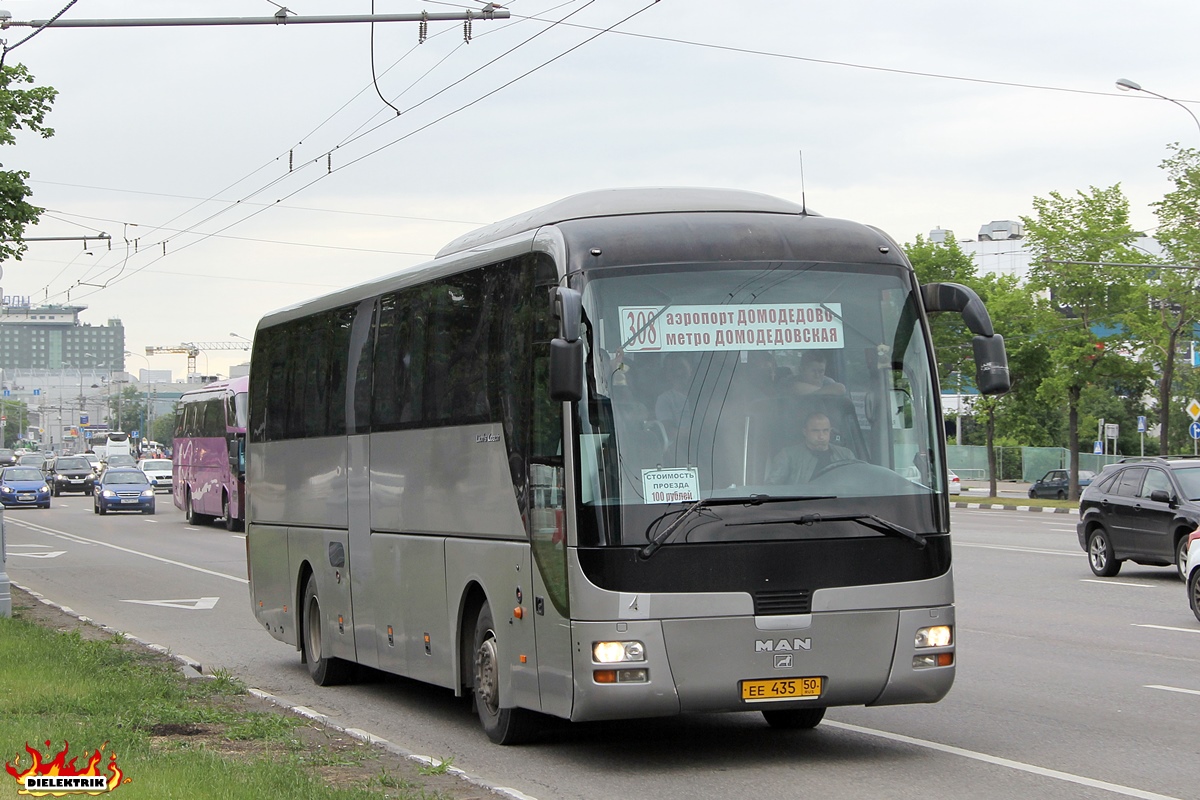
[11,583,537,800]
[951,502,1073,514]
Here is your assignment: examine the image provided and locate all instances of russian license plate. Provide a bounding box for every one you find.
[121,498,139,504]
[18,494,34,501]
[741,677,823,702]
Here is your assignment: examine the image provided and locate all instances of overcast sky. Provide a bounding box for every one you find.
[6,0,1200,380]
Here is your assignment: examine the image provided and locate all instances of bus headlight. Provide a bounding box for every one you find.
[915,625,952,648]
[592,641,645,663]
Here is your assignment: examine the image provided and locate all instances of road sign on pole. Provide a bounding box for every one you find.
[1189,399,1200,421]
[1190,421,1200,440]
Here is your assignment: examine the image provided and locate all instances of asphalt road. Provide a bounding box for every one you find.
[5,496,1198,800]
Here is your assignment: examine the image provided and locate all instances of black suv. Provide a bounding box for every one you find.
[1077,457,1200,580]
[43,455,96,496]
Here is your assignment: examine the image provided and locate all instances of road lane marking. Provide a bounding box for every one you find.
[8,550,66,559]
[955,542,1077,556]
[6,517,247,584]
[1081,579,1153,588]
[1133,624,1200,635]
[826,720,1183,800]
[122,597,220,610]
[1145,685,1200,696]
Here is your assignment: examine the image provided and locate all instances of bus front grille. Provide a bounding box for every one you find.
[754,589,812,615]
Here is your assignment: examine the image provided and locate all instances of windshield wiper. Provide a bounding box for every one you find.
[638,494,835,560]
[728,512,927,549]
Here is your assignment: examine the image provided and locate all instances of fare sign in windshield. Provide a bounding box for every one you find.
[618,304,843,353]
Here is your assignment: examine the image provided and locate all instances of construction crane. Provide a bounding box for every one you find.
[145,341,250,376]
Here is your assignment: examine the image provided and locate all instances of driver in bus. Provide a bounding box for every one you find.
[765,411,854,484]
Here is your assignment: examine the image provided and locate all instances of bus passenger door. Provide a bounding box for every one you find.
[529,462,573,719]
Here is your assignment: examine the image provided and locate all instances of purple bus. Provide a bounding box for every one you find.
[173,376,248,530]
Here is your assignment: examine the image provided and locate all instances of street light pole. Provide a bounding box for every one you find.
[1116,78,1200,140]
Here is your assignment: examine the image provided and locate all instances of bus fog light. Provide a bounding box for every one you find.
[593,641,646,663]
[593,668,649,684]
[915,625,952,648]
[913,652,954,669]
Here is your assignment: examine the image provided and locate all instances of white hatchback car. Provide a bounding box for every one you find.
[137,459,173,493]
[1186,529,1200,623]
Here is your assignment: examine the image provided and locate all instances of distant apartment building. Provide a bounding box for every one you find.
[0,298,125,372]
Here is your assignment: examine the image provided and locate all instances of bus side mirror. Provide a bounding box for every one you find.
[549,339,583,402]
[972,334,1010,395]
[922,282,1011,396]
[548,286,584,403]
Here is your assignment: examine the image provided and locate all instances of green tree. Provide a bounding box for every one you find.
[0,63,57,262]
[151,409,176,447]
[1142,144,1200,453]
[906,233,978,398]
[1023,185,1149,498]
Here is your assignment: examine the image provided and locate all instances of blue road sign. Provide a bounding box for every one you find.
[32,388,40,396]
[1137,415,1146,433]
[1093,440,1103,454]
[1190,421,1200,440]
[2,389,8,397]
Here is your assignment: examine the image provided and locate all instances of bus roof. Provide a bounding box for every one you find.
[253,187,904,331]
[436,187,809,258]
[179,375,248,399]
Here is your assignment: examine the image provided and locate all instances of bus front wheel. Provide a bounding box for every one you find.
[301,574,353,686]
[762,706,826,730]
[472,605,537,745]
[186,490,210,526]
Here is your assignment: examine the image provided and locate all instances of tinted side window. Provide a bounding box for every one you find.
[1141,468,1172,499]
[1114,467,1145,498]
[1093,470,1119,493]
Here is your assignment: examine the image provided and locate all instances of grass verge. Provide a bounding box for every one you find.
[958,494,1077,510]
[1,587,495,800]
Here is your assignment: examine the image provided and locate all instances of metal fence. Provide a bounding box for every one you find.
[946,446,1123,482]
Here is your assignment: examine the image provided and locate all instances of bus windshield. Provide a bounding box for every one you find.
[574,260,944,547]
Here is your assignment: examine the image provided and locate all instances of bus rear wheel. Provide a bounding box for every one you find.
[472,605,537,744]
[301,574,353,686]
[762,706,826,730]
[223,493,241,532]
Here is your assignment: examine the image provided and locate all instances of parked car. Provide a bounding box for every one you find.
[947,469,962,494]
[1077,457,1199,580]
[1185,528,1200,623]
[137,458,173,493]
[0,449,17,467]
[1030,469,1095,500]
[42,455,96,496]
[93,468,156,515]
[0,466,51,509]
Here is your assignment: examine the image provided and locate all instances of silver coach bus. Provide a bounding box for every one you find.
[246,188,1009,743]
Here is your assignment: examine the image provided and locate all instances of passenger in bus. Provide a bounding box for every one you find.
[765,411,855,484]
[789,350,846,396]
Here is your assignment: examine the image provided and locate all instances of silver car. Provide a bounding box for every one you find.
[137,459,174,493]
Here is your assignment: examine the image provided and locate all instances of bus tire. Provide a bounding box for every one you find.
[301,573,353,686]
[762,706,826,730]
[472,605,537,745]
[223,493,240,532]
[186,490,208,526]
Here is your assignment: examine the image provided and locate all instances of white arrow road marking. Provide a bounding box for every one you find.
[120,597,220,610]
[8,550,67,558]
